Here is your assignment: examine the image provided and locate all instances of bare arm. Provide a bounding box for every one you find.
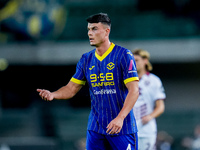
[106,80,139,134]
[142,99,165,125]
[37,81,83,101]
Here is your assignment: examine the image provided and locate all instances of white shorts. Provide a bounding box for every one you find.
[138,135,156,150]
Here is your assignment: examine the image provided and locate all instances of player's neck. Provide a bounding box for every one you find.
[95,40,111,56]
[138,70,147,79]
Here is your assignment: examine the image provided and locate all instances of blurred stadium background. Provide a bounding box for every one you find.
[0,0,200,149]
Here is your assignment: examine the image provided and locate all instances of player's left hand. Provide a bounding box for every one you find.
[142,115,153,125]
[106,116,124,135]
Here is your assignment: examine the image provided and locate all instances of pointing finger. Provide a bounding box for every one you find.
[37,89,42,92]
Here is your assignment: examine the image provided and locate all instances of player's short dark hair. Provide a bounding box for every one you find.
[86,13,111,27]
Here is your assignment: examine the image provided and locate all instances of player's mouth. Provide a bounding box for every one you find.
[89,38,94,42]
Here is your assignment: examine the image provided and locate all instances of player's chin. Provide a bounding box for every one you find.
[89,41,96,46]
[90,43,96,46]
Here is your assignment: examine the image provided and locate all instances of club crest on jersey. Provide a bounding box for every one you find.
[107,62,115,70]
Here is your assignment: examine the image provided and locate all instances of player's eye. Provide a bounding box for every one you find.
[92,27,98,31]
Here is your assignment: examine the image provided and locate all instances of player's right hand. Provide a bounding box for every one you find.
[37,89,54,101]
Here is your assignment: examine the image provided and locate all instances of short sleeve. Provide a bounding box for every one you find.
[70,55,86,85]
[153,77,166,101]
[120,49,139,84]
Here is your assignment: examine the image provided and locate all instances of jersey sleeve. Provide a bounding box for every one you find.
[70,55,86,85]
[120,49,139,85]
[153,77,166,101]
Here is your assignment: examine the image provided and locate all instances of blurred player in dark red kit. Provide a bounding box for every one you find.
[132,49,166,150]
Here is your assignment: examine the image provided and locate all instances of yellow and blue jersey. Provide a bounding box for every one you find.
[71,43,139,135]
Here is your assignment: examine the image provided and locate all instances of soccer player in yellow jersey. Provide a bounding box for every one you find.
[37,13,139,150]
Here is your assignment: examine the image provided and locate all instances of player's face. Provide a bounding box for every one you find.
[134,55,147,73]
[87,23,110,47]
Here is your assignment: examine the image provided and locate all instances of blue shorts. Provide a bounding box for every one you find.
[86,130,138,150]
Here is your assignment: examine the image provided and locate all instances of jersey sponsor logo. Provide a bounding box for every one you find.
[128,70,137,73]
[107,62,115,70]
[90,73,115,87]
[92,81,115,87]
[94,89,116,95]
[89,66,95,70]
[128,60,134,71]
[126,144,131,150]
[128,60,136,73]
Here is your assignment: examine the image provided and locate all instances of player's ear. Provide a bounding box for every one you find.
[105,28,110,36]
